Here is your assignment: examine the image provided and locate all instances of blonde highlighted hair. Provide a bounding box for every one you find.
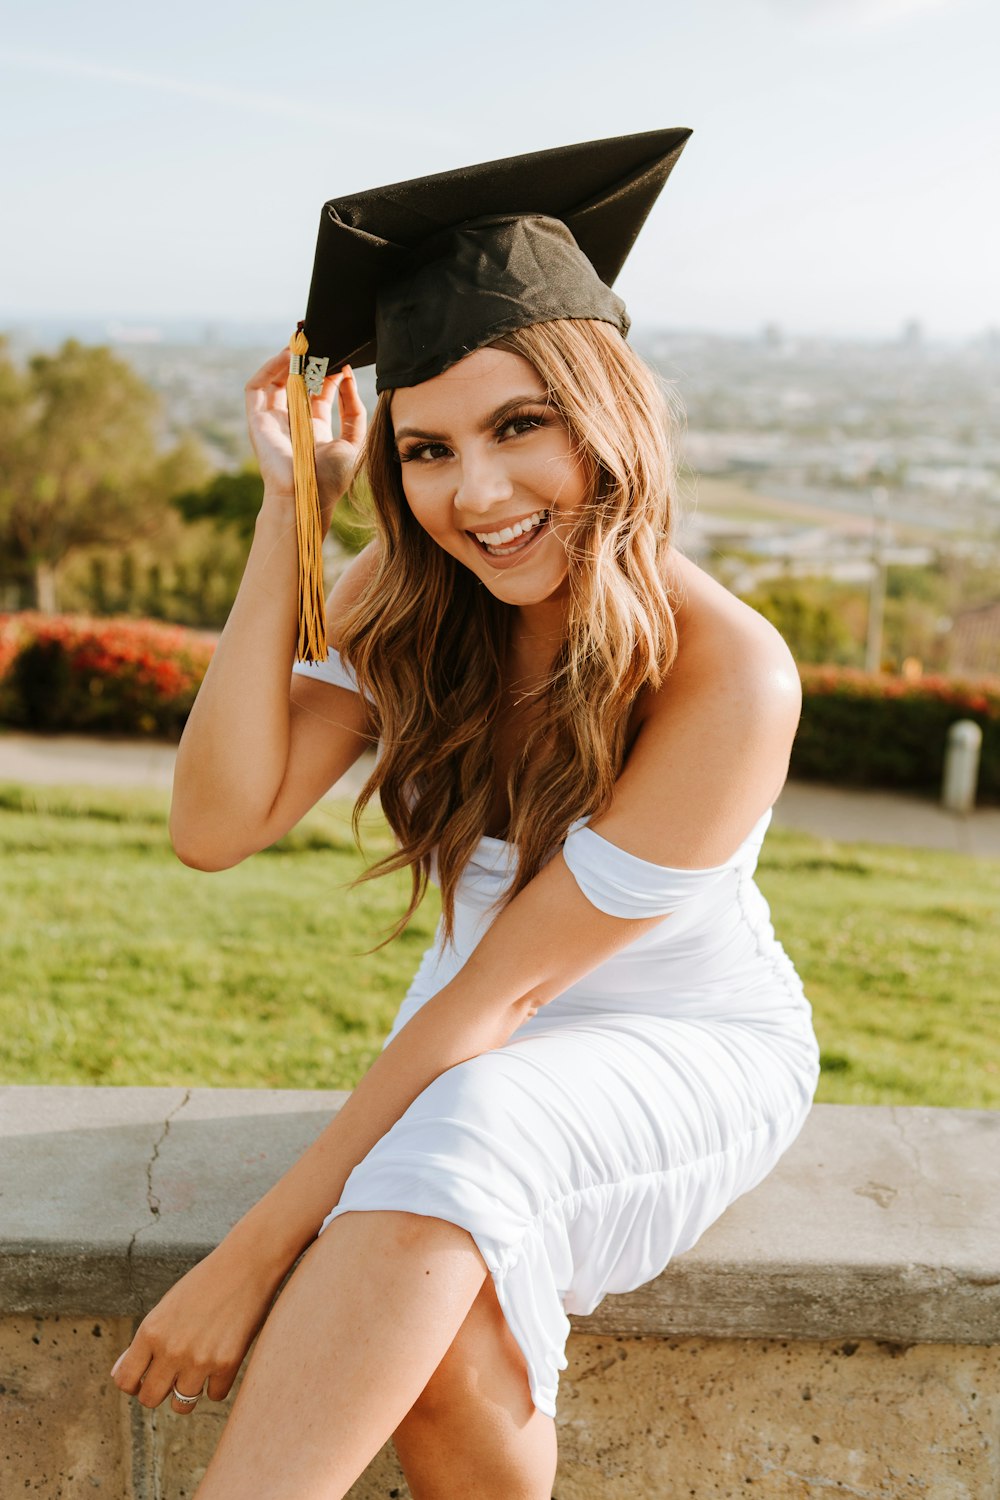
[339,318,683,945]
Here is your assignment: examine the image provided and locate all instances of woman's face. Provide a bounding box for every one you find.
[389,346,591,608]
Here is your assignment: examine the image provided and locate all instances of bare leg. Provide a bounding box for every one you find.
[393,1274,558,1499]
[194,1210,491,1500]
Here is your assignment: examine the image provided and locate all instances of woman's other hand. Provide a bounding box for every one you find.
[110,1240,285,1415]
[245,348,368,522]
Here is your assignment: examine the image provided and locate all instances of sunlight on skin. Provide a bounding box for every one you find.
[390,347,591,641]
[194,1211,495,1499]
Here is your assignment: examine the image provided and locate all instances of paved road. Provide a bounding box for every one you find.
[2,728,999,858]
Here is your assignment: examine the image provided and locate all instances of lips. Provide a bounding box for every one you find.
[471,508,550,549]
[467,513,552,566]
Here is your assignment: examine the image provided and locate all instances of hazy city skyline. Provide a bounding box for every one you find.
[2,0,998,341]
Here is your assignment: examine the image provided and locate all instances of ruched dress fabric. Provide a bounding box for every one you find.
[292,647,822,1417]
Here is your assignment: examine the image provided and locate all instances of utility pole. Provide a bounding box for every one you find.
[865,484,889,673]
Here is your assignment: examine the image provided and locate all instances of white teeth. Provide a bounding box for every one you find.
[474,510,548,547]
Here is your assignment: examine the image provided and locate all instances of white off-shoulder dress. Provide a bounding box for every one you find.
[292,647,821,1417]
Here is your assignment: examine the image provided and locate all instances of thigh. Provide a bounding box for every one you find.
[397,1272,534,1428]
[392,1272,559,1500]
[326,1013,817,1416]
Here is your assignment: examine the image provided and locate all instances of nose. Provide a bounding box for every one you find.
[453,445,514,520]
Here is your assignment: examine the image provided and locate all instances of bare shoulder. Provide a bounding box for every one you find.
[591,549,801,867]
[653,548,801,731]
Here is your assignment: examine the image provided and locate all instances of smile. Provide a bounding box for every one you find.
[468,509,550,557]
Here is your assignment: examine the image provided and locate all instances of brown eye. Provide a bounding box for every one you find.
[399,442,451,463]
[498,414,545,440]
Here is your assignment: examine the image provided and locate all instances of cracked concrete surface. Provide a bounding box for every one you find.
[146,1088,193,1220]
[3,1092,1000,1340]
[0,1085,188,1318]
[2,1091,999,1497]
[124,1089,193,1318]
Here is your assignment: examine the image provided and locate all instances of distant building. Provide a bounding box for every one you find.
[945,600,1000,676]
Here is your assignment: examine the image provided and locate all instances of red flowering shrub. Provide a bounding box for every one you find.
[0,613,216,740]
[2,618,997,801]
[796,665,1000,803]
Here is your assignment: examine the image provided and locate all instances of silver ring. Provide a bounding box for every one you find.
[171,1382,202,1405]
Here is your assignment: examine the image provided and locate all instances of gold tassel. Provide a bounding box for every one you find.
[287,324,327,662]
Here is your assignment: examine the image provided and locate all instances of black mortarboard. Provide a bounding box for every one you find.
[287,128,692,661]
[302,126,692,392]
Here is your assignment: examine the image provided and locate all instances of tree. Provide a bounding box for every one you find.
[741,579,860,665]
[171,467,264,545]
[172,466,374,554]
[0,338,191,610]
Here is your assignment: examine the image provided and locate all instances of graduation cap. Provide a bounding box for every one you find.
[287,127,692,660]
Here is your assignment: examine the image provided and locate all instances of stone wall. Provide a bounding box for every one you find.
[2,1087,997,1498]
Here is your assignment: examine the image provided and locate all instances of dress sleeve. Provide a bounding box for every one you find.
[291,645,373,701]
[561,810,772,919]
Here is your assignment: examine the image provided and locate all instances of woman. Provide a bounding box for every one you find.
[111,136,821,1500]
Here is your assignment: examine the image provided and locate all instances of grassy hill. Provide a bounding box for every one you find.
[3,781,997,1108]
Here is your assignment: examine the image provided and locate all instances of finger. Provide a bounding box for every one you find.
[206,1363,240,1403]
[135,1358,184,1410]
[307,367,346,426]
[246,386,290,444]
[169,1370,207,1417]
[245,372,291,433]
[245,347,292,392]
[111,1341,152,1397]
[336,366,368,446]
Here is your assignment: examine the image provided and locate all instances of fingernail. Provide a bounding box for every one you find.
[111,1353,124,1376]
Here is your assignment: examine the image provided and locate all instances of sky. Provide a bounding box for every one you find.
[1,0,997,341]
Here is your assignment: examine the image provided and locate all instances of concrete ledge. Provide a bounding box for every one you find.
[2,1087,998,1342]
[2,1089,998,1498]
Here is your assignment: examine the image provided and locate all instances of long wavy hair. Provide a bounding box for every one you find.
[339,317,684,947]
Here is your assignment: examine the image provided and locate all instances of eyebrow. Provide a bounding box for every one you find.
[393,392,550,444]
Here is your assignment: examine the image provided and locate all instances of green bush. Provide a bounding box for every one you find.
[0,613,215,740]
[796,666,1000,802]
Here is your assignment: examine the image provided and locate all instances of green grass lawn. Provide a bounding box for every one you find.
[2,781,998,1108]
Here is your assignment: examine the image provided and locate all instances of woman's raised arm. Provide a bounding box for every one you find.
[168,350,370,870]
